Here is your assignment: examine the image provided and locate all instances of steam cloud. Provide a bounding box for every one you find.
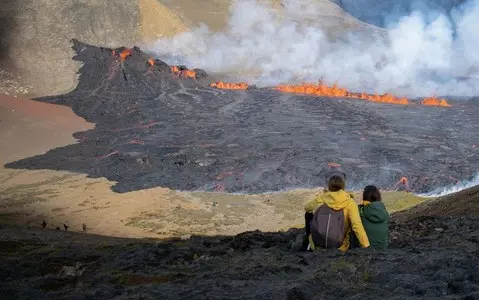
[419,173,479,197]
[149,0,479,97]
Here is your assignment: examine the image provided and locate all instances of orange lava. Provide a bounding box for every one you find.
[392,176,410,191]
[209,81,249,90]
[327,162,341,168]
[275,82,409,105]
[182,70,196,78]
[145,60,452,108]
[130,139,145,145]
[118,48,133,61]
[399,177,409,185]
[421,96,451,107]
[209,80,451,107]
[170,66,196,79]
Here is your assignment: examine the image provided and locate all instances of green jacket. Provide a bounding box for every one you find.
[360,201,389,249]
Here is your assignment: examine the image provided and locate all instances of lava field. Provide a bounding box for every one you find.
[6,40,479,193]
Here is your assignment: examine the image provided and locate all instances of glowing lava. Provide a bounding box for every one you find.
[208,79,452,108]
[327,162,341,168]
[170,66,196,79]
[209,82,249,90]
[275,82,409,105]
[118,48,133,61]
[421,96,451,107]
[393,176,410,191]
[143,56,452,108]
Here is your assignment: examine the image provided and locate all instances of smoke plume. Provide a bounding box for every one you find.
[419,173,479,197]
[148,0,479,97]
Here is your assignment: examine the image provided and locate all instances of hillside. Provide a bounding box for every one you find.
[1,186,478,299]
[0,0,382,98]
[392,184,479,223]
[0,0,187,98]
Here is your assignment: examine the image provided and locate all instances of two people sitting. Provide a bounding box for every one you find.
[293,174,389,252]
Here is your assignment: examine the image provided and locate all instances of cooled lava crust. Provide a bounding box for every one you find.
[6,40,479,193]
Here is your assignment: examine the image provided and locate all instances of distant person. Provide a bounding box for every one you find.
[298,175,370,251]
[82,223,87,235]
[42,220,47,228]
[63,222,69,232]
[357,185,389,249]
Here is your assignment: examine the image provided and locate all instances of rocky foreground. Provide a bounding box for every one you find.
[1,187,478,299]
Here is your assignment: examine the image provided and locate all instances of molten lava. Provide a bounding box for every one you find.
[275,82,409,105]
[170,66,196,79]
[148,59,452,108]
[209,82,249,90]
[118,48,132,61]
[327,162,341,168]
[209,79,453,108]
[399,177,409,185]
[392,176,410,191]
[421,96,451,107]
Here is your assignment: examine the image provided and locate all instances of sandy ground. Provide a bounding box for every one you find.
[158,0,233,32]
[0,95,428,240]
[139,0,189,41]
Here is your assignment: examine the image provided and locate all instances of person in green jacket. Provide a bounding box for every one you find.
[359,185,390,249]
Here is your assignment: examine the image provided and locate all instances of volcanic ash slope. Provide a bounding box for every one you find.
[0,186,478,299]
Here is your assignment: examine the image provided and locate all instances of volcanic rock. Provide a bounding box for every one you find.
[4,40,479,194]
[0,185,478,300]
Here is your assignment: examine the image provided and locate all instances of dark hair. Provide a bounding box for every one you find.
[328,175,346,192]
[363,185,382,202]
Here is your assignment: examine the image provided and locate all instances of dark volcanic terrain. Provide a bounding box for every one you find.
[6,40,479,193]
[1,187,479,299]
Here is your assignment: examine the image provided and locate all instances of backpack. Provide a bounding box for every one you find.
[310,204,345,249]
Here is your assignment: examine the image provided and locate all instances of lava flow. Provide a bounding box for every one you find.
[275,82,409,105]
[209,81,249,90]
[209,79,451,107]
[116,53,452,108]
[112,48,133,61]
[422,96,451,107]
[8,40,477,195]
[170,66,196,79]
[393,176,410,191]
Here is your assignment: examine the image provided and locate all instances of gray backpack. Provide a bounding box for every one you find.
[310,205,345,249]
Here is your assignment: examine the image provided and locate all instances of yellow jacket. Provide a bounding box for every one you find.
[304,190,370,251]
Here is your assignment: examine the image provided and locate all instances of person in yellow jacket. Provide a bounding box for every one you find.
[304,175,370,251]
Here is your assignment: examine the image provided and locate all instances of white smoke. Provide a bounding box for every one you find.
[418,173,479,197]
[148,0,479,96]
